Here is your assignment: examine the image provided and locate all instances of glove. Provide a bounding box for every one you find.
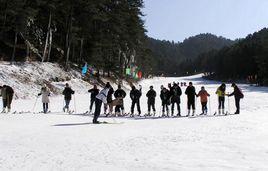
[38,93,41,96]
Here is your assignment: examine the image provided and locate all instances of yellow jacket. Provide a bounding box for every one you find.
[216,88,225,97]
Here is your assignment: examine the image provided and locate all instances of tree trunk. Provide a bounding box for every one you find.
[47,28,53,62]
[2,0,8,28]
[79,38,84,63]
[42,11,52,62]
[65,7,73,67]
[11,31,18,64]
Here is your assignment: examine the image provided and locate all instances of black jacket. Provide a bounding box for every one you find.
[229,86,244,99]
[185,86,196,100]
[63,87,75,100]
[130,89,141,101]
[170,86,182,103]
[160,89,170,104]
[88,88,100,100]
[107,87,114,103]
[114,89,126,99]
[146,89,156,103]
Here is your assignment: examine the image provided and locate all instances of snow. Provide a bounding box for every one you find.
[1,71,268,170]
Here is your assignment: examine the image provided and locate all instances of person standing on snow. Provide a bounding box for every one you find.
[38,86,51,113]
[146,85,156,116]
[104,84,114,116]
[93,82,111,124]
[130,85,142,117]
[228,83,244,114]
[215,83,226,115]
[62,83,75,113]
[160,86,171,117]
[170,83,182,117]
[114,84,126,116]
[197,86,210,115]
[88,85,99,113]
[0,85,14,113]
[185,82,197,116]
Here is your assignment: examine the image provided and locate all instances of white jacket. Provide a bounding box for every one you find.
[40,89,50,103]
[96,88,110,104]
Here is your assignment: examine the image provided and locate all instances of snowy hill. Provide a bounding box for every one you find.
[0,62,90,99]
[1,74,268,170]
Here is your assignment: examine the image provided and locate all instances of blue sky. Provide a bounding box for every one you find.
[142,0,268,42]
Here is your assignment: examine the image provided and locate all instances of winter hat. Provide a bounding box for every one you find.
[150,86,153,89]
[231,83,236,87]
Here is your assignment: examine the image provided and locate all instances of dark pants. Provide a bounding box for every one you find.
[235,98,240,113]
[115,103,124,113]
[162,103,169,113]
[90,99,96,111]
[148,101,156,113]
[218,97,225,109]
[64,100,71,109]
[131,100,141,114]
[43,103,48,113]
[171,101,180,115]
[187,100,195,110]
[3,96,12,109]
[93,99,102,123]
[201,102,208,113]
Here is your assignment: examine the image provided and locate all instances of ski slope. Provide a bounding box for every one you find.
[1,75,268,170]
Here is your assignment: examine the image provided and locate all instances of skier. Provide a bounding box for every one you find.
[104,84,114,116]
[215,83,226,115]
[0,85,14,113]
[130,85,142,117]
[62,83,75,113]
[197,86,210,115]
[114,84,126,116]
[146,85,156,116]
[160,87,170,117]
[38,86,51,113]
[93,82,111,124]
[170,83,182,117]
[88,85,99,113]
[185,82,197,116]
[228,83,244,114]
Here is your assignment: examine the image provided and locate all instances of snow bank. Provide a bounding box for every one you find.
[0,62,91,99]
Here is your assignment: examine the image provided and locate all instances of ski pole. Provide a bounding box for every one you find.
[32,96,39,113]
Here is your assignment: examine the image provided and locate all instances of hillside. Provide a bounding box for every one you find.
[147,34,234,76]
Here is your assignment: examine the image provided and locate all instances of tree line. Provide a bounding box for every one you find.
[194,28,268,85]
[0,0,151,77]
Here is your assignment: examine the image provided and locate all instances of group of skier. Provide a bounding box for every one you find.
[89,81,244,124]
[0,81,244,124]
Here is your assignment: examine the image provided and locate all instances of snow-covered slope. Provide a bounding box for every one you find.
[1,74,268,170]
[0,62,90,99]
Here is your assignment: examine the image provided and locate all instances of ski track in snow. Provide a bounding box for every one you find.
[1,75,268,170]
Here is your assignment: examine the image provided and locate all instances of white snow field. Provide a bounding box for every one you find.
[1,74,268,171]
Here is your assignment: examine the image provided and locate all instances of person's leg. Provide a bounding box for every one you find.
[187,100,191,116]
[137,99,141,115]
[147,102,151,114]
[45,103,49,113]
[176,101,181,116]
[65,100,70,111]
[171,102,175,115]
[43,103,46,113]
[152,102,156,115]
[235,98,240,114]
[93,99,102,123]
[2,99,7,111]
[90,99,94,111]
[7,96,12,112]
[131,101,135,115]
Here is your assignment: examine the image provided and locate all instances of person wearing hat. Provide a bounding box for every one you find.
[197,86,210,115]
[170,83,182,117]
[88,85,99,114]
[38,86,51,113]
[146,85,157,116]
[228,83,244,114]
[160,86,171,117]
[114,84,126,116]
[185,82,197,116]
[62,83,75,113]
[93,82,111,124]
[215,83,226,115]
[130,85,142,117]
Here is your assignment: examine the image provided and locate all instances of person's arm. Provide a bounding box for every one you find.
[228,91,234,97]
[88,89,93,93]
